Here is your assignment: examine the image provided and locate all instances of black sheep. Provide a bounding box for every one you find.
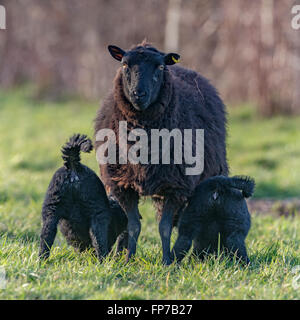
[39,134,127,261]
[171,176,254,264]
[94,41,228,264]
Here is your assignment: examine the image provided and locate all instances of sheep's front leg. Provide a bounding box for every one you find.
[126,206,141,262]
[159,199,177,265]
[116,190,141,263]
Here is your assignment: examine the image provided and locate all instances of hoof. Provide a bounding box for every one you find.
[162,257,172,266]
[125,251,135,264]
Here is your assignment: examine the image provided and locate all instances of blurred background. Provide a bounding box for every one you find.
[0,0,299,115]
[0,0,300,203]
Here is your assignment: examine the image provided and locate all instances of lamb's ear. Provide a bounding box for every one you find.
[164,53,180,65]
[108,45,126,61]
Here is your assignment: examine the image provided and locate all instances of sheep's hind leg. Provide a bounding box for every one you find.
[224,232,250,264]
[192,223,219,260]
[89,213,111,262]
[172,235,193,263]
[59,219,91,252]
[39,209,60,260]
[193,237,213,261]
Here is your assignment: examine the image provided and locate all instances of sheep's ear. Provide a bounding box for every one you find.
[108,45,126,61]
[164,53,180,65]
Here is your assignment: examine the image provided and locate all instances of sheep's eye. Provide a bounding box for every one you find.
[158,65,164,70]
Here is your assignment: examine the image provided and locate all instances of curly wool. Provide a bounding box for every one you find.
[94,43,228,211]
[172,175,255,264]
[39,134,127,261]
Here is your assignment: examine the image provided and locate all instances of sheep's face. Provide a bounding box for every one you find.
[108,45,180,111]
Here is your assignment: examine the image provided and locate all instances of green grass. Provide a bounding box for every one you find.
[0,88,299,299]
[228,105,300,198]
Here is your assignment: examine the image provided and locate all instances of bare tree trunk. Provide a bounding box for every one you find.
[257,0,274,116]
[164,0,181,52]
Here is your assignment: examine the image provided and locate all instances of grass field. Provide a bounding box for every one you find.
[0,88,299,299]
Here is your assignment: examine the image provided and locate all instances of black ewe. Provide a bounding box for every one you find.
[94,41,228,264]
[171,176,254,264]
[39,134,127,261]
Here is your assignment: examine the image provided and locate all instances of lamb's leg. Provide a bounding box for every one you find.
[171,215,195,263]
[159,199,178,265]
[193,222,219,259]
[192,236,210,260]
[89,213,110,261]
[39,209,59,260]
[59,219,91,252]
[172,235,193,263]
[224,232,250,264]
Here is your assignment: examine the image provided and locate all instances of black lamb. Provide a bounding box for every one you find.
[94,41,228,265]
[39,134,127,261]
[171,176,255,264]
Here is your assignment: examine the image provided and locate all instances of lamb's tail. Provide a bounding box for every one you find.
[61,134,93,169]
[224,176,255,198]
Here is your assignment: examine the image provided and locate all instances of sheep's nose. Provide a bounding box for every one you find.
[133,90,147,99]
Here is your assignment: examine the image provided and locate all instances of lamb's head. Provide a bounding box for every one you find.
[108,43,180,111]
